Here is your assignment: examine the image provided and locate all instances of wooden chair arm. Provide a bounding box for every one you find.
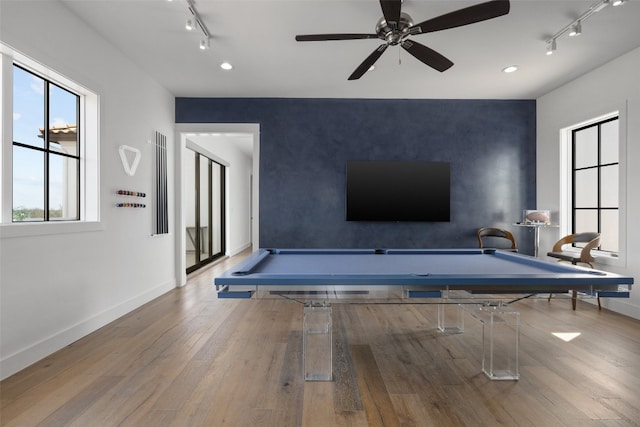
[551,234,575,252]
[580,236,601,264]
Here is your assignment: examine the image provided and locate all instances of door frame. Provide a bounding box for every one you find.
[175,123,260,287]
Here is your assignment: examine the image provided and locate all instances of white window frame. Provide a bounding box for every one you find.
[0,44,101,238]
[559,106,627,268]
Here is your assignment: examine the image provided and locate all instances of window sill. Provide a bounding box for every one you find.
[0,221,104,239]
[593,252,624,268]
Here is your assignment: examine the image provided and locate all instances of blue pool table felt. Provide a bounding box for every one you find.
[215,248,633,292]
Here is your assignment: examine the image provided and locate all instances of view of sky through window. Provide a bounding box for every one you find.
[12,65,78,216]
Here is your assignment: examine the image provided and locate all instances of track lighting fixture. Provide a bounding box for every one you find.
[569,21,582,37]
[545,0,626,55]
[183,0,211,51]
[546,39,557,56]
[593,0,611,12]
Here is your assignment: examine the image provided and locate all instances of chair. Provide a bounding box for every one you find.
[477,227,518,252]
[547,232,601,310]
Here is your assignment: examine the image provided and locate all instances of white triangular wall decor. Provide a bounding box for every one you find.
[119,145,141,176]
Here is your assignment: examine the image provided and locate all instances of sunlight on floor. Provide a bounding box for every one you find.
[552,332,582,342]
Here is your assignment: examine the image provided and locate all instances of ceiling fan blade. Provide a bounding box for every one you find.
[379,0,402,30]
[410,0,510,35]
[401,40,453,72]
[348,44,388,80]
[296,34,378,42]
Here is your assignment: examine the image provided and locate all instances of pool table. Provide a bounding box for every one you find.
[215,248,633,299]
[214,248,633,381]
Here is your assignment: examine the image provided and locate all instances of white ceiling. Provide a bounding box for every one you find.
[61,0,640,100]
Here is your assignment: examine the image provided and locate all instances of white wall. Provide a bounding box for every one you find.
[0,1,176,379]
[537,47,640,319]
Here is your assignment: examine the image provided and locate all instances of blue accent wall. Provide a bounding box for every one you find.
[176,98,536,253]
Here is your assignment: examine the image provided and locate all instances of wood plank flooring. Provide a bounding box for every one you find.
[2,251,640,426]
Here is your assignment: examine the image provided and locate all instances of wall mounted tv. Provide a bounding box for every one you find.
[346,160,450,222]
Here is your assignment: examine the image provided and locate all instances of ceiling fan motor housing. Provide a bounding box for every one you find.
[376,12,414,45]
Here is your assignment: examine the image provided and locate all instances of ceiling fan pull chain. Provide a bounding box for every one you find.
[399,47,402,65]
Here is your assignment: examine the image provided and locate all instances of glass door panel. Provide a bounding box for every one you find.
[199,155,210,262]
[185,149,197,270]
[186,148,225,274]
[212,162,222,256]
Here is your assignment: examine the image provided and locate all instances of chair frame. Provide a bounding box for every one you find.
[549,232,600,268]
[547,232,601,310]
[477,227,517,252]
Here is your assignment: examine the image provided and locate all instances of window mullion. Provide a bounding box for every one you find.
[595,123,599,236]
[44,80,50,221]
[75,94,81,220]
[571,130,577,235]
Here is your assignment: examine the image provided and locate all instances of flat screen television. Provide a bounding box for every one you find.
[346,160,450,222]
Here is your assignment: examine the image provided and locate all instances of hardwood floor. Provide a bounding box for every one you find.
[2,251,640,426]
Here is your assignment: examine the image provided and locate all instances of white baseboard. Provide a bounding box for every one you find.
[598,298,640,320]
[0,278,176,381]
[228,242,252,257]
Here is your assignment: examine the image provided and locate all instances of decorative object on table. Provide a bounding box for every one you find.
[547,232,602,310]
[523,210,550,225]
[153,131,169,235]
[477,227,518,252]
[118,145,141,176]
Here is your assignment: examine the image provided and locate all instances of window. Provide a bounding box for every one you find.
[1,45,99,233]
[571,116,619,254]
[12,65,80,221]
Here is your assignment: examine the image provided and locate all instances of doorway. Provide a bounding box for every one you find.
[175,123,260,286]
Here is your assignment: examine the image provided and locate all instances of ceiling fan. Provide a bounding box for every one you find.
[295,0,510,80]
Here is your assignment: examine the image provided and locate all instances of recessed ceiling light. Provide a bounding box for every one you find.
[502,65,518,73]
[220,62,233,70]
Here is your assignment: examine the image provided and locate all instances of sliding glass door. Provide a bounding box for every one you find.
[186,148,225,273]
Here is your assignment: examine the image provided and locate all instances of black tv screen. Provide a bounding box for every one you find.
[346,160,450,222]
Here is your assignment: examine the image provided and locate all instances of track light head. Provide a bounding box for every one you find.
[546,39,557,55]
[185,18,196,31]
[569,21,582,36]
[199,38,210,50]
[612,0,625,6]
